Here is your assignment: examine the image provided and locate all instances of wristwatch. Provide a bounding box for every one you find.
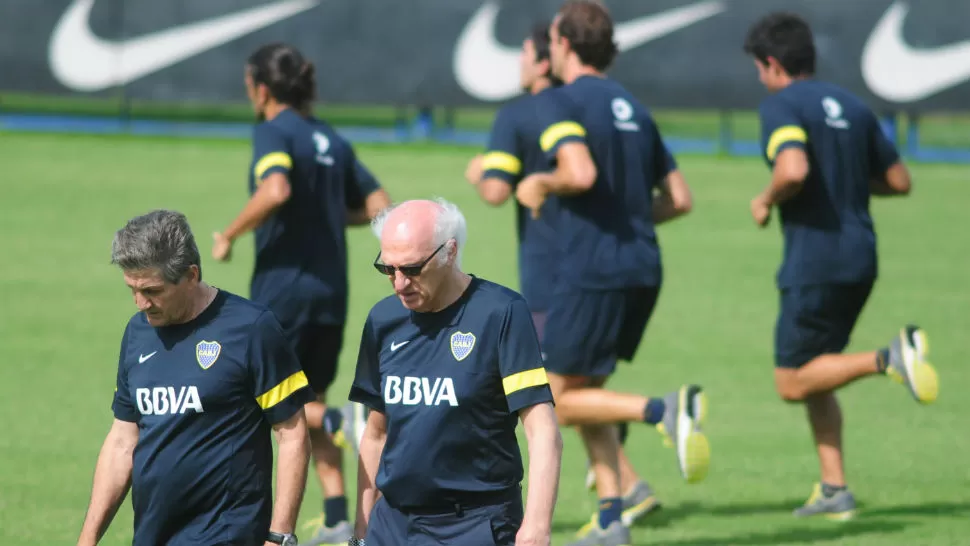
[267,531,298,546]
[348,538,366,546]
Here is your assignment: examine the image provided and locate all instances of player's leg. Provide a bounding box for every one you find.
[774,283,938,404]
[775,283,936,519]
[550,287,709,485]
[548,373,630,546]
[299,324,353,546]
[575,418,659,539]
[545,290,656,545]
[585,423,630,491]
[612,285,667,521]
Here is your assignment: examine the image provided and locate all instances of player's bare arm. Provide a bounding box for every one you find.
[466,153,515,206]
[477,178,514,206]
[517,402,561,546]
[76,419,138,546]
[653,169,694,225]
[213,172,292,261]
[354,409,387,538]
[870,161,912,196]
[516,142,596,217]
[348,188,392,225]
[752,147,809,226]
[267,409,311,539]
[464,154,485,184]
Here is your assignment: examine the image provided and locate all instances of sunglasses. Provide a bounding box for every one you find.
[374,243,445,277]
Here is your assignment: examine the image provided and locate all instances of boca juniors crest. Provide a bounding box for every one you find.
[196,340,222,370]
[450,331,476,362]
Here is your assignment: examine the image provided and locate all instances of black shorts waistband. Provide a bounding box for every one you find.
[395,486,521,517]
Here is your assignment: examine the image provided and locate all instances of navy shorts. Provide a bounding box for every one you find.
[282,322,344,394]
[365,494,523,545]
[542,286,660,377]
[775,282,874,369]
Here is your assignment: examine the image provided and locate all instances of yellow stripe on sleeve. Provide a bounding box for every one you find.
[539,121,586,152]
[481,151,522,176]
[256,370,309,410]
[766,125,807,161]
[502,367,549,396]
[253,152,292,180]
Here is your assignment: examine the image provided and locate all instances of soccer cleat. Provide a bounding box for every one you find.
[887,325,939,404]
[566,520,631,546]
[301,519,353,546]
[575,481,662,538]
[657,385,710,484]
[793,483,856,521]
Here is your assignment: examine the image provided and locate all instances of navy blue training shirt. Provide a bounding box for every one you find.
[349,277,554,509]
[248,108,381,326]
[481,88,561,312]
[758,79,901,288]
[533,75,678,290]
[112,290,315,545]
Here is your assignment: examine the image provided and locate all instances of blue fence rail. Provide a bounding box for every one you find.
[3,108,969,164]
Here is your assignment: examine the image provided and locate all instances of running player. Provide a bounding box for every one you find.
[743,12,939,519]
[212,43,391,545]
[515,2,706,544]
[464,21,661,533]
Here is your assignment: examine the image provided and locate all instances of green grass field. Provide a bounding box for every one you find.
[1,130,968,545]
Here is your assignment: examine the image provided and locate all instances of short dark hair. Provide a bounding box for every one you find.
[529,22,564,87]
[556,0,618,72]
[743,12,816,77]
[247,43,316,112]
[111,210,201,283]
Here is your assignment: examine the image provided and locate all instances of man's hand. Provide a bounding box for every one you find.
[750,193,771,227]
[515,174,549,219]
[515,523,551,546]
[212,232,232,262]
[464,154,484,185]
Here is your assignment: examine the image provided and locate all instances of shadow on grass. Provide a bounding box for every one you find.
[552,497,968,540]
[859,500,970,518]
[649,520,908,545]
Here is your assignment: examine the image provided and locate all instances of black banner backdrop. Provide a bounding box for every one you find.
[2,0,969,111]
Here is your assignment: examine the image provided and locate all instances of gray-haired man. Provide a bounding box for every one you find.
[76,209,313,546]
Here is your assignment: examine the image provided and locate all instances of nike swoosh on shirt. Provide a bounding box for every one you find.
[452,0,726,101]
[48,0,320,92]
[390,340,410,352]
[862,1,970,102]
[139,351,157,364]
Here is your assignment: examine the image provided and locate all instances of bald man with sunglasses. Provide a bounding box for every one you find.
[347,198,562,546]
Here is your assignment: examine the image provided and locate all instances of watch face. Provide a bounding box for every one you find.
[282,535,298,546]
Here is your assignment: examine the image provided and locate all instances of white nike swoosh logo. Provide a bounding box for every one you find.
[139,351,158,364]
[453,0,726,101]
[862,1,970,102]
[48,0,319,92]
[390,340,410,351]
